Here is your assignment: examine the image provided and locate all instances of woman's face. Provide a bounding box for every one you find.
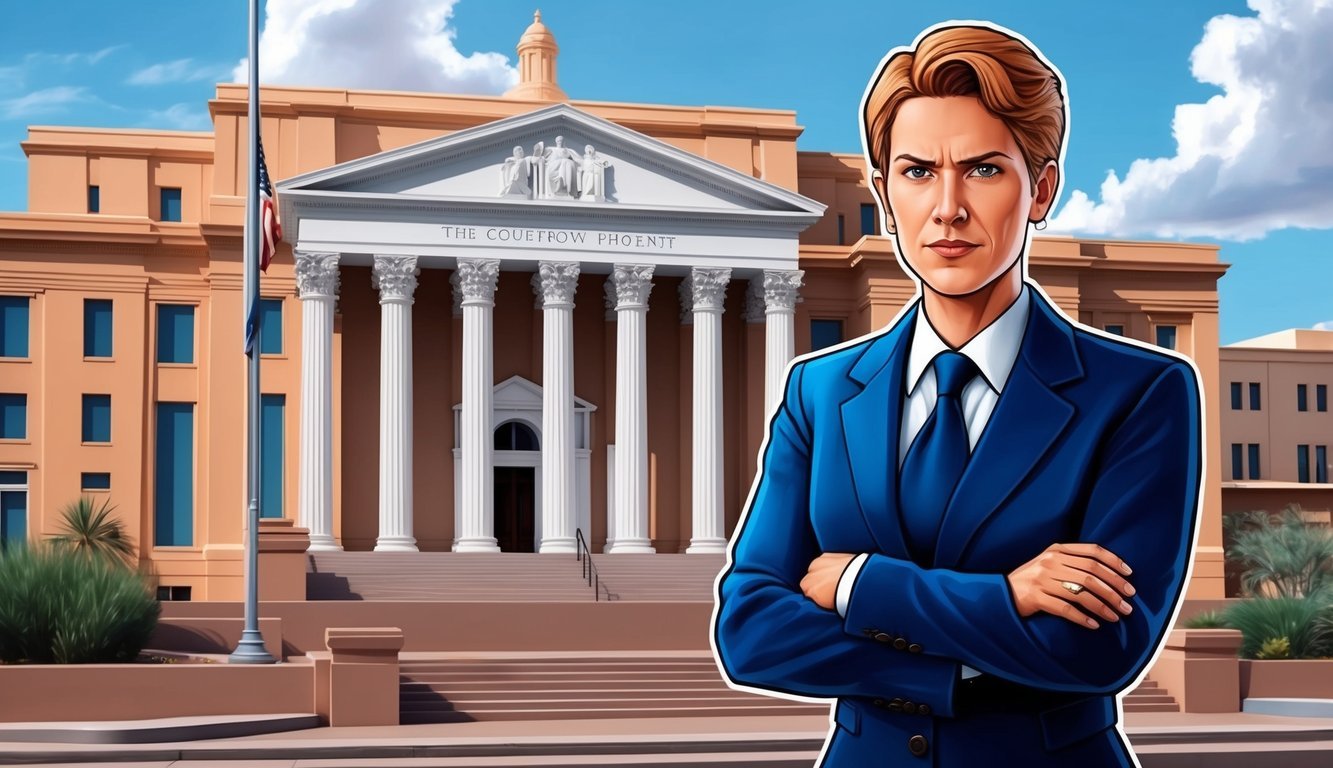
[873,95,1057,297]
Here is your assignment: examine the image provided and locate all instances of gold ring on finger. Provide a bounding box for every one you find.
[1060,580,1086,596]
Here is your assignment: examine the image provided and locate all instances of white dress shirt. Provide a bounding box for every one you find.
[834,286,1032,679]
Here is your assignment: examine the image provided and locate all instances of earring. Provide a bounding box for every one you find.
[1034,219,1048,231]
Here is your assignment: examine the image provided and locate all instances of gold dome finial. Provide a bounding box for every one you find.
[505,9,568,101]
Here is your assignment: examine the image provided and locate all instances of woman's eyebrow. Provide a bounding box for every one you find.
[893,150,1012,166]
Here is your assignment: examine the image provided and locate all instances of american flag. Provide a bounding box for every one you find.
[258,138,282,272]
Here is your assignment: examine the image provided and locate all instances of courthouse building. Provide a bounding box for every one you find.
[0,14,1228,599]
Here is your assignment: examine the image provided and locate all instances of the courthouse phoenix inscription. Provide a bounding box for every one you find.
[439,225,680,251]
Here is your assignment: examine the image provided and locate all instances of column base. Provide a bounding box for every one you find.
[604,539,656,554]
[453,537,501,553]
[307,534,343,553]
[373,536,418,552]
[685,538,728,554]
[539,538,578,554]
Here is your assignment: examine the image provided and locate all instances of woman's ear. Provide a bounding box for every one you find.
[1029,160,1060,223]
[869,169,896,234]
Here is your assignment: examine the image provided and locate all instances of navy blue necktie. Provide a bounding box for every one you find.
[899,350,979,562]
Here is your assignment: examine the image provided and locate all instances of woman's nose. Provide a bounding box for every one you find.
[932,175,969,226]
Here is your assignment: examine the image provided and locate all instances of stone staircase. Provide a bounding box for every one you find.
[1123,678,1180,713]
[398,652,828,724]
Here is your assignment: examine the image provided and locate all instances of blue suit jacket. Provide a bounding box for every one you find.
[714,286,1202,767]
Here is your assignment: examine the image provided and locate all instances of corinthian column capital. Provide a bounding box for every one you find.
[609,264,655,310]
[456,258,501,305]
[372,255,420,303]
[295,251,341,299]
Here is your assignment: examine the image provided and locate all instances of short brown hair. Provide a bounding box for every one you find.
[863,25,1065,191]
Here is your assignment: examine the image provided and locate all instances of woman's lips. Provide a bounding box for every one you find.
[927,243,979,258]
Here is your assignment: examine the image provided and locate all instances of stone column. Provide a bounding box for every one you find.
[372,256,420,552]
[454,258,502,552]
[295,251,341,552]
[605,264,655,554]
[681,268,731,553]
[533,261,580,553]
[761,270,804,415]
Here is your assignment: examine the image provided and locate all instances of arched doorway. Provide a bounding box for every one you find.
[493,420,538,552]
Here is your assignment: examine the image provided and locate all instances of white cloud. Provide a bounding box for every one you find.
[0,86,91,119]
[1049,0,1333,242]
[146,103,212,131]
[129,59,230,86]
[233,0,518,94]
[1315,320,1333,331]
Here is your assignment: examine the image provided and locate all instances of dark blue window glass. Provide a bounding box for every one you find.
[81,472,111,491]
[1230,444,1243,480]
[82,394,111,442]
[1318,446,1328,484]
[0,296,29,358]
[1250,382,1261,411]
[1298,384,1309,412]
[84,299,113,357]
[88,185,100,213]
[0,471,26,485]
[154,402,194,547]
[1248,444,1261,480]
[1155,325,1177,350]
[261,394,284,519]
[811,319,844,352]
[860,203,877,236]
[0,394,25,439]
[1230,382,1242,410]
[1104,325,1125,336]
[1319,385,1328,412]
[1,488,25,551]
[157,305,195,364]
[260,299,283,355]
[160,188,182,222]
[836,214,845,246]
[1298,445,1311,484]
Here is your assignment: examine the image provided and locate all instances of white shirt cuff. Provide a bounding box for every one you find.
[834,553,869,617]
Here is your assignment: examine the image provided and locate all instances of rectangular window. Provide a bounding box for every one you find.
[1155,325,1177,350]
[160,188,182,222]
[1104,324,1125,336]
[860,203,877,236]
[82,394,111,443]
[1298,445,1311,484]
[1248,444,1261,480]
[157,304,195,364]
[1318,446,1328,484]
[88,185,100,214]
[156,585,192,601]
[83,299,113,358]
[836,214,845,246]
[81,472,111,491]
[1298,384,1309,412]
[261,394,284,519]
[0,471,26,552]
[0,394,26,440]
[810,319,844,352]
[1250,382,1262,411]
[1319,384,1328,412]
[259,298,283,355]
[0,296,29,358]
[1231,443,1243,481]
[1230,382,1242,410]
[154,402,194,547]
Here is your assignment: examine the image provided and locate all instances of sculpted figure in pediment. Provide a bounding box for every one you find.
[499,146,535,197]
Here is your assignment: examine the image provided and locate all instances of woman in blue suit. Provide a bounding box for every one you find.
[713,22,1203,768]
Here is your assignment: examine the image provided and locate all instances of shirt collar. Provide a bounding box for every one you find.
[905,284,1032,396]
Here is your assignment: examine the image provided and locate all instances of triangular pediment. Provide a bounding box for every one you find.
[278,103,823,218]
[452,376,597,413]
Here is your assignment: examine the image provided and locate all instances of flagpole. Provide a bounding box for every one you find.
[230,0,275,665]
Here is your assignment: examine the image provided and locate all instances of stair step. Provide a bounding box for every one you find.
[399,704,828,723]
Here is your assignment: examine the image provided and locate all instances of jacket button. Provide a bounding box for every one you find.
[874,632,892,644]
[893,637,908,651]
[903,700,917,714]
[908,734,929,757]
[918,703,931,716]
[908,643,923,654]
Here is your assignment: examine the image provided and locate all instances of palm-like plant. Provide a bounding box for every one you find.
[1224,506,1333,599]
[48,496,137,569]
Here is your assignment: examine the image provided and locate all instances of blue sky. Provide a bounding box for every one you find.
[1,0,1329,344]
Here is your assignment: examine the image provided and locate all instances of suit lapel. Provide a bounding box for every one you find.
[839,305,917,559]
[931,290,1084,568]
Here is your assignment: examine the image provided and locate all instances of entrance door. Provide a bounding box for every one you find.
[494,466,536,553]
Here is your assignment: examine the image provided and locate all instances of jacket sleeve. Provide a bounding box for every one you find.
[840,361,1203,694]
[714,361,964,713]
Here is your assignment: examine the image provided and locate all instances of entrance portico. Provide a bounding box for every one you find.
[279,103,823,554]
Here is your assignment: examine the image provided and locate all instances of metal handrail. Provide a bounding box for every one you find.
[575,528,617,601]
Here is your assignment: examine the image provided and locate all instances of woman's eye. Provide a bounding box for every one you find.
[971,164,1001,178]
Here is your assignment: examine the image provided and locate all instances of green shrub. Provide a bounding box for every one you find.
[1181,610,1229,629]
[1224,506,1333,598]
[0,541,160,664]
[1256,637,1291,660]
[1224,596,1333,660]
[48,496,137,570]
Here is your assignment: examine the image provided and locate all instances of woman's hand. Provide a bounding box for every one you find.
[1006,543,1136,628]
[801,553,857,611]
